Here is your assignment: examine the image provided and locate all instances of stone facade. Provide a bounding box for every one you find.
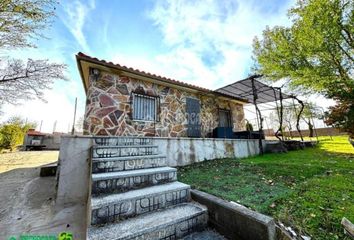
[83,70,245,137]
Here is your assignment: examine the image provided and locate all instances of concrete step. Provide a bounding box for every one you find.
[93,137,153,146]
[39,162,57,177]
[182,229,227,240]
[92,154,167,173]
[88,202,208,240]
[91,182,191,225]
[92,145,159,158]
[92,167,177,195]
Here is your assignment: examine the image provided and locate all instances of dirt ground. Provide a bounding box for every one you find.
[0,151,59,173]
[0,151,86,239]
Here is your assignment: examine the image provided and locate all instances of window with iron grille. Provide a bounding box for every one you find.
[132,93,159,121]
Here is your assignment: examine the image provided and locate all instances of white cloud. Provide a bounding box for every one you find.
[148,0,295,89]
[1,87,85,133]
[61,0,96,53]
[1,0,303,133]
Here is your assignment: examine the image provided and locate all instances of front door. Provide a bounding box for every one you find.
[219,109,231,127]
[186,97,201,137]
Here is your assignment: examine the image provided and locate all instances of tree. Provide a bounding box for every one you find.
[0,0,57,48]
[253,0,353,135]
[0,58,66,104]
[253,0,353,97]
[75,116,84,133]
[0,0,66,105]
[268,104,297,138]
[301,102,322,137]
[324,101,354,137]
[0,116,36,150]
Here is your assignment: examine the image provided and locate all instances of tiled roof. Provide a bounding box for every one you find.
[76,52,248,103]
[27,129,46,136]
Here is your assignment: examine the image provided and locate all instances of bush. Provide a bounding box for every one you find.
[0,117,36,151]
[0,124,24,150]
[246,120,253,131]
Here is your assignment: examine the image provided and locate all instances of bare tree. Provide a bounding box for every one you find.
[269,106,296,138]
[0,0,57,49]
[0,0,67,105]
[301,102,322,137]
[75,116,84,133]
[0,58,66,104]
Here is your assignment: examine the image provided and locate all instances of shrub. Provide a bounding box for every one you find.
[0,117,36,151]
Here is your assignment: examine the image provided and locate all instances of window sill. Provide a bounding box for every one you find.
[132,119,158,123]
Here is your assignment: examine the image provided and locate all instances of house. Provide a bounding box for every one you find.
[76,52,248,137]
[23,129,65,150]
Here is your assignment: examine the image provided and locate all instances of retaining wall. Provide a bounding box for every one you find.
[191,190,276,240]
[154,137,262,166]
[56,136,93,239]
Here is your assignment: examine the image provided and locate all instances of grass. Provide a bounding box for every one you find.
[178,136,354,239]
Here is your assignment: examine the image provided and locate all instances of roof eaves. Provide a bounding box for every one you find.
[76,52,249,103]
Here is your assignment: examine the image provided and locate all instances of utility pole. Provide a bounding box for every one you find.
[53,120,57,133]
[71,97,77,135]
[39,120,43,132]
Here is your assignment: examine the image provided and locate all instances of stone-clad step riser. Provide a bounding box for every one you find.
[91,188,190,225]
[131,212,207,240]
[92,171,177,195]
[92,155,167,173]
[94,137,153,146]
[92,145,158,158]
[88,203,208,240]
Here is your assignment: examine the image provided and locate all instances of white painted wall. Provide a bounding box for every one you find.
[153,137,261,167]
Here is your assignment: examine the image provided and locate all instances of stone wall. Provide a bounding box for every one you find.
[83,70,245,137]
[23,133,66,150]
[283,127,347,137]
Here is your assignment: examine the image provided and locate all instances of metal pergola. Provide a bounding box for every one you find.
[215,75,306,154]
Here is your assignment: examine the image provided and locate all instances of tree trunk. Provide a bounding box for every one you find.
[308,121,314,137]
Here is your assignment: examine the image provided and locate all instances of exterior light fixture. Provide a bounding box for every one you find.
[90,68,101,82]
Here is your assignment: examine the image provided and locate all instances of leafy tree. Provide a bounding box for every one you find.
[324,101,354,137]
[0,0,67,105]
[253,0,353,135]
[0,124,23,150]
[0,116,36,150]
[253,0,353,97]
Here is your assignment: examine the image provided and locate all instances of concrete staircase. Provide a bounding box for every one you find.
[88,137,208,240]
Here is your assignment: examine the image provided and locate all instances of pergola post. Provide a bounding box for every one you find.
[273,87,284,141]
[251,77,264,155]
[293,96,304,141]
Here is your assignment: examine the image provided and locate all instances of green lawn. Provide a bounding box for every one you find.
[178,136,354,239]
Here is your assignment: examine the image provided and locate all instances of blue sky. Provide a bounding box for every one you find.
[2,0,301,132]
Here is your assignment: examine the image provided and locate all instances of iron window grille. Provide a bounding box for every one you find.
[132,93,160,122]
